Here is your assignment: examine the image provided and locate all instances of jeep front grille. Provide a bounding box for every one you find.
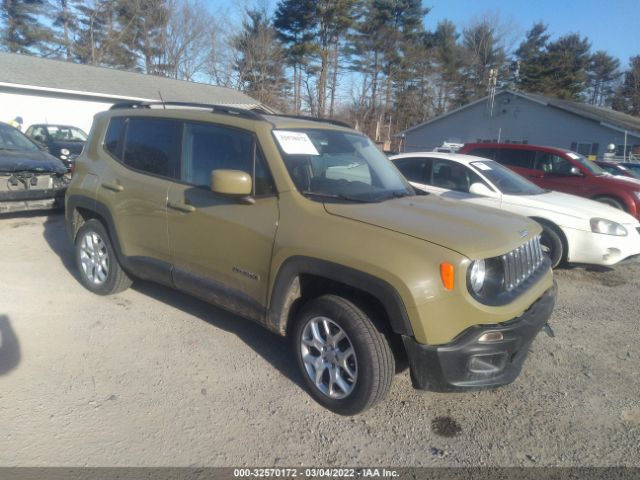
[502,236,544,292]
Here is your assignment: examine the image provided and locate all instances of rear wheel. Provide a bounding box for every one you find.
[293,294,394,415]
[596,196,625,211]
[75,219,132,295]
[539,223,564,268]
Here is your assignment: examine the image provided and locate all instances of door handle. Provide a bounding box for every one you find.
[101,182,124,192]
[167,201,196,213]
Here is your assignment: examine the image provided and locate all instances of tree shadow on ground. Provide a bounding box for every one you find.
[0,315,20,375]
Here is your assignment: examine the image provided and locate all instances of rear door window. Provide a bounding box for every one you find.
[394,157,432,183]
[497,148,534,169]
[123,118,181,178]
[466,148,497,160]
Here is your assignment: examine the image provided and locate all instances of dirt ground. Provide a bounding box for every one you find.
[0,211,639,467]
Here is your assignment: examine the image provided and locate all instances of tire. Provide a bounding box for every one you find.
[539,223,564,268]
[75,219,132,295]
[293,294,394,415]
[596,196,625,211]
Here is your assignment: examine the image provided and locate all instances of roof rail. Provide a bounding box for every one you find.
[260,111,352,129]
[109,101,353,128]
[109,101,264,121]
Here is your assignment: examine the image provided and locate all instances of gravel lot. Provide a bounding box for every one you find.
[0,211,639,467]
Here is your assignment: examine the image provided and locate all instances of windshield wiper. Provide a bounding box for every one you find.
[300,191,374,203]
[374,190,422,201]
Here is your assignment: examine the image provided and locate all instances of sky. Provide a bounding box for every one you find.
[209,0,639,64]
[425,0,639,63]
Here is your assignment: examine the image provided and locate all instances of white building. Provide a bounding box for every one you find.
[0,52,265,133]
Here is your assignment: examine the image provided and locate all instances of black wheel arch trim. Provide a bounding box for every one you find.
[266,256,414,337]
[67,196,415,338]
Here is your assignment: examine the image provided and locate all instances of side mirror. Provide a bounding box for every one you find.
[211,169,253,198]
[570,166,582,176]
[469,182,499,198]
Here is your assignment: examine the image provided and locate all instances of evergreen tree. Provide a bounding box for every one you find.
[234,9,287,109]
[514,22,550,93]
[72,0,137,68]
[612,56,640,117]
[586,50,620,106]
[544,33,591,100]
[457,18,507,105]
[274,0,315,114]
[49,0,78,60]
[1,0,50,54]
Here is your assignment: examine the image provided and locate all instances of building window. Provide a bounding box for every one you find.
[570,142,599,157]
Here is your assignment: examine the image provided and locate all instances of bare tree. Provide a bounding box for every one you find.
[159,0,212,80]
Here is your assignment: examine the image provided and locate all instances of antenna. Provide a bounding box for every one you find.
[158,91,166,109]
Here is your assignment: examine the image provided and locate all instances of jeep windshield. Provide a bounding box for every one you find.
[275,129,414,203]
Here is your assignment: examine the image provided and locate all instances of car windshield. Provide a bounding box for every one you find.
[45,126,87,141]
[471,160,546,195]
[0,124,39,151]
[565,151,604,175]
[275,129,413,202]
[618,163,640,178]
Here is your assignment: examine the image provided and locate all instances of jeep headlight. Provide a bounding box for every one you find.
[60,148,70,156]
[590,218,627,236]
[468,259,486,294]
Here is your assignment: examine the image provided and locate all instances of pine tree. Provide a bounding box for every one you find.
[457,18,507,105]
[274,0,315,114]
[1,0,50,54]
[48,0,77,59]
[612,56,640,117]
[234,9,287,109]
[586,50,620,106]
[514,22,550,94]
[544,34,591,100]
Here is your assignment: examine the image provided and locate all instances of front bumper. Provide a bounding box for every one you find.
[402,282,557,392]
[0,187,66,213]
[563,225,640,266]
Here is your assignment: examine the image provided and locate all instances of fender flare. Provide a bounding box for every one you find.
[266,256,414,337]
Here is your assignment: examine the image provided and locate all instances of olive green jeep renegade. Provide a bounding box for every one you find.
[66,102,556,415]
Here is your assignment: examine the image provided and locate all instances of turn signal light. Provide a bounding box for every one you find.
[440,262,455,290]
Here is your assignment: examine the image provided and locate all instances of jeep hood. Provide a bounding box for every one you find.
[0,149,67,174]
[324,196,539,259]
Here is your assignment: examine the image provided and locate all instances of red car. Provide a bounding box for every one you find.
[459,143,640,219]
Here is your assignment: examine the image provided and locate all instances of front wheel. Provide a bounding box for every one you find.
[293,295,394,415]
[539,223,564,268]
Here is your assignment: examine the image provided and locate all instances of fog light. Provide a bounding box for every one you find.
[60,154,68,160]
[478,331,503,342]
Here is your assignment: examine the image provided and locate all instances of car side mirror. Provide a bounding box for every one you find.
[211,169,253,202]
[469,182,499,198]
[570,166,582,176]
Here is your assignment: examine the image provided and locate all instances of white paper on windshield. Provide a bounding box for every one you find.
[273,130,319,155]
[567,152,580,159]
[475,162,492,171]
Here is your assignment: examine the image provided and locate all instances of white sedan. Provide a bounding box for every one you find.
[391,152,640,267]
